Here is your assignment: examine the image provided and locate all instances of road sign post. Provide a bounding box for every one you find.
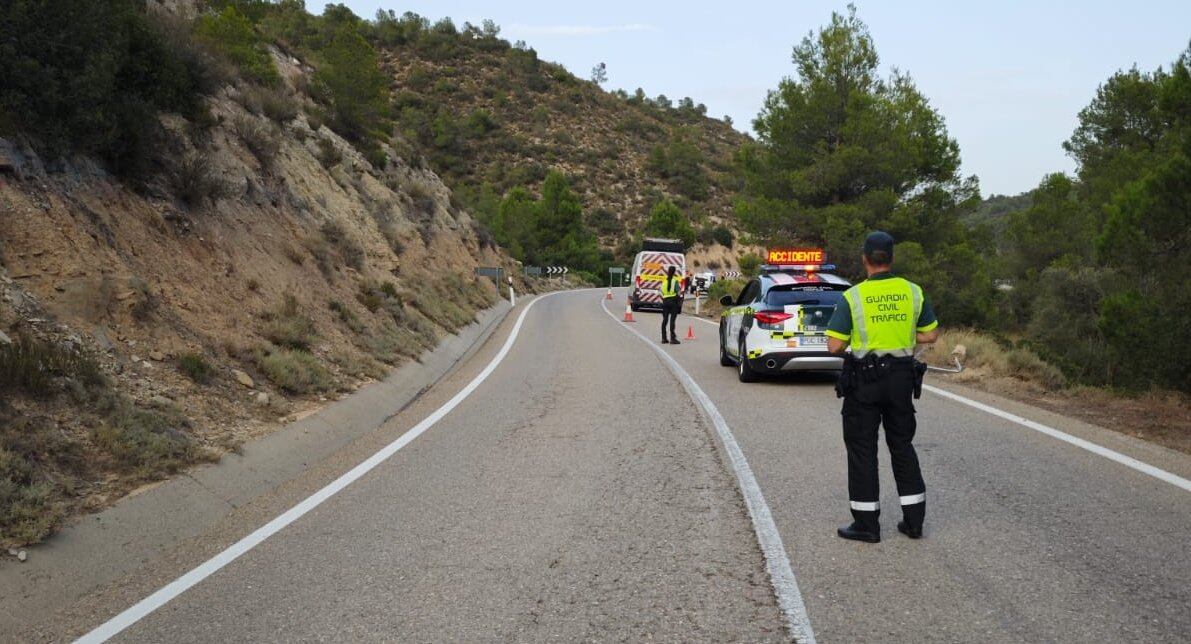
[475,267,513,305]
[608,267,625,287]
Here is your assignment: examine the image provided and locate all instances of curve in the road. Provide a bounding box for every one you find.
[75,291,569,644]
[599,296,816,644]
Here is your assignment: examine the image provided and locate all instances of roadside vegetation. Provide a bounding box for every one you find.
[0,333,211,547]
[735,6,1189,395]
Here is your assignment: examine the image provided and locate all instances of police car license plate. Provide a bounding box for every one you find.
[788,336,827,348]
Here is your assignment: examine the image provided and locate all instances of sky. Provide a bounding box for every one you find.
[331,1,1190,196]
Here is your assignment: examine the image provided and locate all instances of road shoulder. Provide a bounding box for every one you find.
[1,300,514,639]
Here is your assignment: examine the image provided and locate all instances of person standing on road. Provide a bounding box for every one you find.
[825,231,939,543]
[660,265,683,344]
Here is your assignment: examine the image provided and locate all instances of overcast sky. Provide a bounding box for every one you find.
[332,1,1190,196]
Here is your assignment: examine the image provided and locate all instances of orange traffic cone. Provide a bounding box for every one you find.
[623,304,635,322]
[686,324,696,340]
[605,288,613,300]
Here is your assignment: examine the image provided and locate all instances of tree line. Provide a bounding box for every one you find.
[735,5,1189,392]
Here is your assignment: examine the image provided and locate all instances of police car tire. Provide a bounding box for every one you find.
[630,303,640,312]
[719,327,733,366]
[737,337,759,382]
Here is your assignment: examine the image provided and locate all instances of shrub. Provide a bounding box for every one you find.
[320,220,365,270]
[0,0,205,177]
[328,300,366,334]
[93,402,204,478]
[168,153,234,208]
[233,116,280,169]
[0,334,104,396]
[258,349,332,394]
[405,179,438,216]
[712,225,734,248]
[315,137,341,168]
[241,84,299,122]
[263,294,316,349]
[177,352,214,384]
[193,6,279,85]
[303,236,334,277]
[0,447,60,547]
[738,252,762,276]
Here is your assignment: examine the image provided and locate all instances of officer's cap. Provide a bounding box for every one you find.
[863,231,895,263]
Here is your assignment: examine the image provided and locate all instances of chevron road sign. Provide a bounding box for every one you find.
[545,266,569,275]
[721,270,741,279]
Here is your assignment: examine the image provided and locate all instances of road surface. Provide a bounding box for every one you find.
[41,289,1191,641]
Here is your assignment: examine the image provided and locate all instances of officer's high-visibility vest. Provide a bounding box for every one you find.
[660,276,681,298]
[844,276,925,357]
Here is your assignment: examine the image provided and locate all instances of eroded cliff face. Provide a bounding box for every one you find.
[0,49,524,546]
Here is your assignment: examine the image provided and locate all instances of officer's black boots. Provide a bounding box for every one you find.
[670,337,680,345]
[897,521,922,539]
[661,338,670,344]
[837,522,880,543]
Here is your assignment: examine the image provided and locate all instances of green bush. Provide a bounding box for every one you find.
[712,225,734,248]
[258,348,332,393]
[0,0,206,176]
[93,402,205,478]
[194,6,279,85]
[0,447,60,547]
[314,26,388,142]
[643,198,695,248]
[177,352,214,384]
[738,253,762,277]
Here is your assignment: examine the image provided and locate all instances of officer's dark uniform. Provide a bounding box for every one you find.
[660,269,682,344]
[825,233,938,542]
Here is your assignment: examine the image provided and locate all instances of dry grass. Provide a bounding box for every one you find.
[927,329,1066,391]
[257,348,333,394]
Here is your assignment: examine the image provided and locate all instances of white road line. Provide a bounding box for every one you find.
[600,298,816,644]
[77,293,560,643]
[678,289,1188,493]
[924,384,1191,493]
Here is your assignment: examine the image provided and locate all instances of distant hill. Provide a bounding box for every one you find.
[963,191,1033,239]
[366,18,750,259]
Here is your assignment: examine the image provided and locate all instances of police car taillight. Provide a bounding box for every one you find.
[754,311,792,327]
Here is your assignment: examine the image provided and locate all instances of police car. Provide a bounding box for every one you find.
[718,249,851,382]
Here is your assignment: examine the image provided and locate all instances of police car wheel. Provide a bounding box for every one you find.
[719,331,733,366]
[737,337,759,383]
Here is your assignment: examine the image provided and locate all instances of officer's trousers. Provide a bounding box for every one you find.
[661,297,680,340]
[842,363,925,533]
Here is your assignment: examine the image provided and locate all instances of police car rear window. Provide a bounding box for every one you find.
[764,287,845,307]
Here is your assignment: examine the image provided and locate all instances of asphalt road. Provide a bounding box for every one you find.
[66,289,1191,642]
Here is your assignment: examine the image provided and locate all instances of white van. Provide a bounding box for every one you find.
[629,238,686,311]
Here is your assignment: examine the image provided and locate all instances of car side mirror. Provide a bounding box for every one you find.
[719,295,734,306]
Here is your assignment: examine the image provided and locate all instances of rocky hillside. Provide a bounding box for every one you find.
[381,43,746,234]
[0,2,525,548]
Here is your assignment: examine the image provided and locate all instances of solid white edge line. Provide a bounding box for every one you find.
[683,292,1188,493]
[923,384,1191,492]
[599,297,816,644]
[76,292,562,643]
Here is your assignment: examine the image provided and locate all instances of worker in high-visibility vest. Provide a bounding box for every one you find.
[660,265,683,344]
[826,231,939,543]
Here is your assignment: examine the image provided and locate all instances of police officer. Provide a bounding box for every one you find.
[660,265,683,344]
[825,231,939,542]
